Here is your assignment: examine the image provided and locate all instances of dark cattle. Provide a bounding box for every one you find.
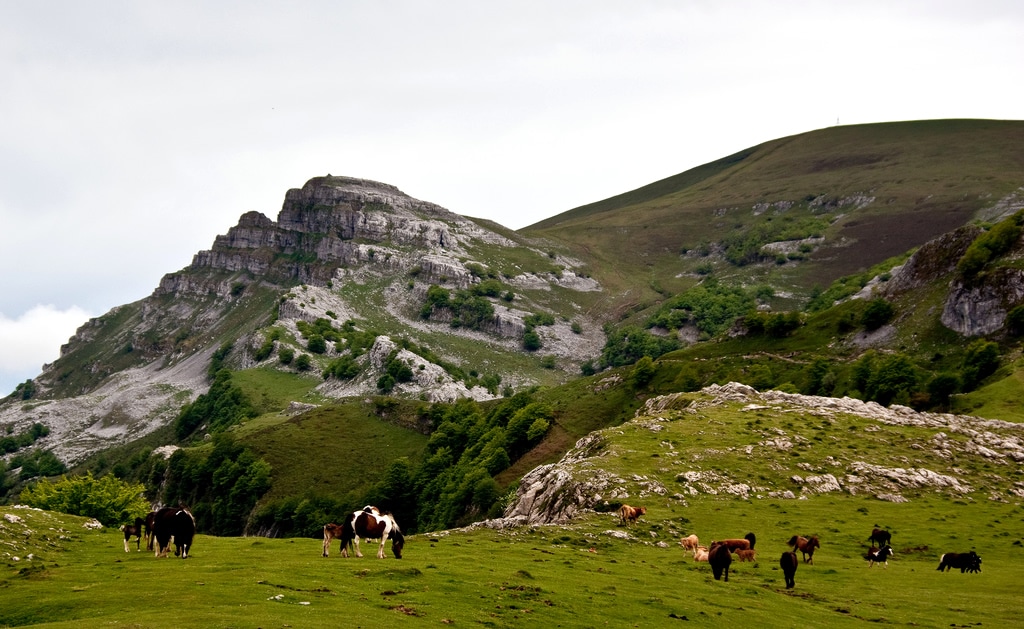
[119,517,145,553]
[152,506,196,559]
[788,535,820,564]
[144,511,157,552]
[868,527,892,548]
[865,544,894,568]
[780,551,798,588]
[708,542,732,582]
[332,509,404,559]
[937,551,982,573]
[618,504,646,527]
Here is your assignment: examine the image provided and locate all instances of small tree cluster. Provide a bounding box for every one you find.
[21,472,150,527]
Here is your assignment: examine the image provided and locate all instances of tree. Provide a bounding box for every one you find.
[861,299,895,331]
[21,472,150,527]
[927,372,961,410]
[962,339,1000,389]
[630,356,657,388]
[866,353,918,406]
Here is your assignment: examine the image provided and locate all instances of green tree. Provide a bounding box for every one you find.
[861,299,895,331]
[927,372,962,410]
[21,472,150,527]
[631,356,657,388]
[962,339,1000,389]
[866,353,918,406]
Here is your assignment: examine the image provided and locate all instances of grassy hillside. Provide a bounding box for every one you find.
[3,382,1023,627]
[525,119,1024,315]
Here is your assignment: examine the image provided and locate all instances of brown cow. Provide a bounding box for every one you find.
[680,534,700,551]
[618,504,646,526]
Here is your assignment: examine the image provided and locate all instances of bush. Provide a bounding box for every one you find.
[861,299,895,331]
[21,472,150,527]
[630,356,656,388]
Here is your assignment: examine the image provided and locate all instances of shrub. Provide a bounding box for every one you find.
[861,299,895,331]
[21,472,150,527]
[307,335,327,354]
[523,329,542,351]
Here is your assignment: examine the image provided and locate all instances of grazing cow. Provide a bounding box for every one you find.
[708,542,732,581]
[736,549,756,562]
[152,506,196,559]
[865,544,894,568]
[868,527,892,548]
[144,511,157,552]
[788,535,820,564]
[680,534,700,551]
[333,509,404,559]
[119,517,145,552]
[618,504,646,526]
[780,551,798,588]
[937,551,982,573]
[693,546,710,562]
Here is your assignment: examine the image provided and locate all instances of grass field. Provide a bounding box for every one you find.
[1,496,1020,629]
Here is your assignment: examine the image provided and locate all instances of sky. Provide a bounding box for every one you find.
[1,0,1022,395]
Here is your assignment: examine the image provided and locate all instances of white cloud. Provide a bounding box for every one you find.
[0,305,92,394]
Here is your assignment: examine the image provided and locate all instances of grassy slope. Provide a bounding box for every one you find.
[4,385,1023,628]
[523,119,1024,316]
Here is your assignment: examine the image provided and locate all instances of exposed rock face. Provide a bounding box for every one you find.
[880,226,979,295]
[941,267,1024,336]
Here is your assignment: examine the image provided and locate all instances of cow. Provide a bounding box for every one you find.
[693,546,710,562]
[618,504,646,526]
[708,542,732,581]
[868,527,892,548]
[119,517,145,552]
[679,534,700,552]
[152,506,196,559]
[780,551,798,588]
[865,544,894,568]
[937,551,982,573]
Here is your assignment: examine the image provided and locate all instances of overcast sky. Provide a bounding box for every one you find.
[1,1,1022,395]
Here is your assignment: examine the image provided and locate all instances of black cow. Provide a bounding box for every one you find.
[937,551,981,573]
[152,506,196,559]
[708,542,732,582]
[780,551,798,589]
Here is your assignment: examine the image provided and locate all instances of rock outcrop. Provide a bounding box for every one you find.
[496,382,1024,526]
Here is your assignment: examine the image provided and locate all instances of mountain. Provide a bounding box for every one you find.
[525,118,1024,316]
[2,119,1024,536]
[1,175,605,463]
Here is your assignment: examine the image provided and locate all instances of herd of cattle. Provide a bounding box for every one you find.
[117,502,984,589]
[619,504,983,587]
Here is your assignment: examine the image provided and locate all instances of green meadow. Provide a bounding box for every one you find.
[1,497,1020,628]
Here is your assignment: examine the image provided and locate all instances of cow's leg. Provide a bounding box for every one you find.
[378,538,386,559]
[353,536,363,558]
[322,533,331,558]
